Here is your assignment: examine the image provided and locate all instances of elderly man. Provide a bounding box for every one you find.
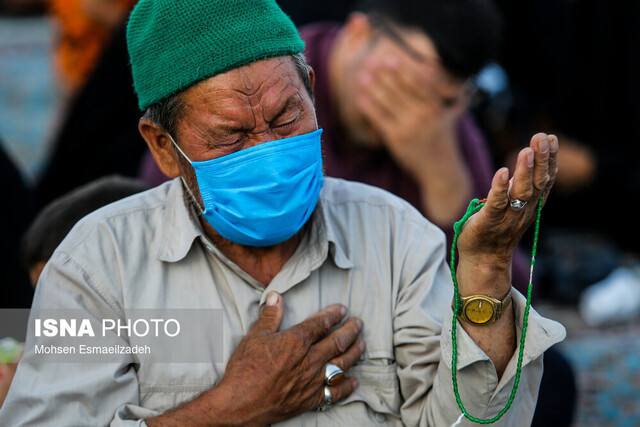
[0,0,563,426]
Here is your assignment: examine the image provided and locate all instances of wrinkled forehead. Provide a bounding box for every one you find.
[175,56,313,129]
[180,56,306,113]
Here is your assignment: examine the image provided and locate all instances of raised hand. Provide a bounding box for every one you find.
[456,133,558,274]
[452,133,558,376]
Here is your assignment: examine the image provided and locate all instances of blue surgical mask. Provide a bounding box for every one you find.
[170,129,324,247]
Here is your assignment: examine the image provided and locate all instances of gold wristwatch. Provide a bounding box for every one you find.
[453,291,512,325]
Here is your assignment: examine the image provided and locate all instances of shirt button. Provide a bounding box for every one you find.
[374,413,386,423]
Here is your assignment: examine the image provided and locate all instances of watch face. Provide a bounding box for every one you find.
[464,299,495,324]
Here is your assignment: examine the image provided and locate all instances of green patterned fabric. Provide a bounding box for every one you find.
[127,0,305,110]
[0,337,23,364]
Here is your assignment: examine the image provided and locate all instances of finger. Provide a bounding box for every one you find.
[380,55,433,102]
[509,146,536,203]
[363,64,442,132]
[386,57,458,110]
[250,292,284,335]
[311,379,359,412]
[530,133,550,194]
[330,339,365,372]
[389,56,465,109]
[357,69,401,121]
[546,134,559,194]
[482,167,510,218]
[359,54,435,114]
[372,65,413,109]
[309,317,363,365]
[286,304,347,347]
[355,88,395,139]
[385,47,449,97]
[327,377,359,405]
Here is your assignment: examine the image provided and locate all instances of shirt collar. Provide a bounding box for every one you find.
[156,178,203,262]
[314,196,354,270]
[156,178,354,270]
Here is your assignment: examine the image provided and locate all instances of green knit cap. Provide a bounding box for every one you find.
[127,0,305,110]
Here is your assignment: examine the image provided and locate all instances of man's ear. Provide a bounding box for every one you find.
[308,66,316,90]
[307,66,316,99]
[138,119,182,179]
[342,12,375,48]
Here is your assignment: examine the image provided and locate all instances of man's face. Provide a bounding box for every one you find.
[173,56,317,161]
[170,56,318,204]
[338,18,467,147]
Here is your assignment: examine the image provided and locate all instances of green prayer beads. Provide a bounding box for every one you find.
[449,197,543,424]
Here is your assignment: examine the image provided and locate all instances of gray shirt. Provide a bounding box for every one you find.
[0,177,565,426]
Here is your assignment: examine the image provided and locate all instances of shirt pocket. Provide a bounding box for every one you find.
[338,358,402,418]
[137,363,219,412]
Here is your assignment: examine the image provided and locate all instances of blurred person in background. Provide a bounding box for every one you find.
[32,1,142,210]
[47,0,137,95]
[23,175,149,287]
[302,0,499,225]
[35,20,147,208]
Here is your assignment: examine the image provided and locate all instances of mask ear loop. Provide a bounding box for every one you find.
[167,133,206,216]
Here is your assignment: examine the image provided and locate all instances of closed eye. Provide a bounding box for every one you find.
[275,119,296,129]
[273,110,301,130]
[209,133,247,149]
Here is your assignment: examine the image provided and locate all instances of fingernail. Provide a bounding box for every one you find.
[527,150,534,167]
[550,135,558,153]
[352,378,359,388]
[538,137,549,153]
[499,167,509,184]
[266,292,279,306]
[358,340,365,351]
[355,318,363,329]
[340,305,347,316]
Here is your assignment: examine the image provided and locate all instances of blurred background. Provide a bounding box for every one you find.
[0,0,638,425]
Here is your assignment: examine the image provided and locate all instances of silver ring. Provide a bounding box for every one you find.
[507,188,527,212]
[324,363,345,386]
[315,386,333,412]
